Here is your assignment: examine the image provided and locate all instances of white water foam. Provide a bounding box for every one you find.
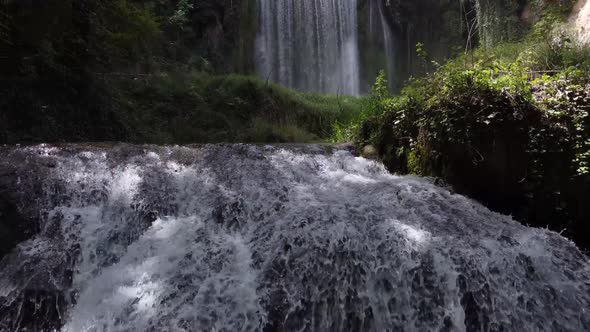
[0,144,589,331]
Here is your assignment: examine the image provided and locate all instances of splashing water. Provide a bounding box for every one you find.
[0,144,589,331]
[571,0,590,44]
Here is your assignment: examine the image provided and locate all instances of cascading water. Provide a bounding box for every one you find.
[369,0,396,90]
[1,144,590,331]
[255,0,361,95]
[255,0,398,95]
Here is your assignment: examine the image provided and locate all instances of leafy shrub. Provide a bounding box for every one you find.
[112,70,363,144]
[350,11,590,249]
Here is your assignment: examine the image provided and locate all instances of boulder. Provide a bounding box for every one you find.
[361,145,379,159]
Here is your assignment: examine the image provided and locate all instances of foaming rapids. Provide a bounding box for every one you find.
[0,144,589,331]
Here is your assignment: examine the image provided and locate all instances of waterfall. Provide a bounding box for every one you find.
[255,0,398,95]
[255,0,361,95]
[369,0,396,90]
[1,144,589,331]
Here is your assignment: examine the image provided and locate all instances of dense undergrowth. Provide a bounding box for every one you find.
[0,0,363,144]
[343,1,590,249]
[1,71,363,144]
[114,71,363,143]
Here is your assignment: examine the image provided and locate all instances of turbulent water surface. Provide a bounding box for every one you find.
[0,144,589,331]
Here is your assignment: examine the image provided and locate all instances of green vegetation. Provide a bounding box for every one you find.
[1,69,363,144]
[2,0,588,248]
[114,71,363,143]
[343,1,590,249]
[0,0,362,144]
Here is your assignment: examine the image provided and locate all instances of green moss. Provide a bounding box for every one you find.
[406,149,421,174]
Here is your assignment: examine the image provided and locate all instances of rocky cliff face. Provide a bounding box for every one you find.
[376,0,543,88]
[475,0,530,47]
[379,0,466,89]
[181,0,255,73]
[215,0,541,89]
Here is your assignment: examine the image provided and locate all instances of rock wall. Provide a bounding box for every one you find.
[161,0,284,74]
[378,0,467,90]
[376,0,551,89]
[179,0,256,73]
[475,0,529,47]
[570,0,590,44]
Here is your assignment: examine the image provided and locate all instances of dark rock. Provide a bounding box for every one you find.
[0,195,37,260]
[336,143,358,156]
[144,210,159,227]
[361,145,379,160]
[0,289,66,332]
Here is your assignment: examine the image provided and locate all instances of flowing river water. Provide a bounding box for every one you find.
[0,144,589,331]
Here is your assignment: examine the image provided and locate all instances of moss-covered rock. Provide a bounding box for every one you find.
[476,0,529,47]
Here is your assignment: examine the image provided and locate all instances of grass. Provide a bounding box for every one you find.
[111,70,365,144]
